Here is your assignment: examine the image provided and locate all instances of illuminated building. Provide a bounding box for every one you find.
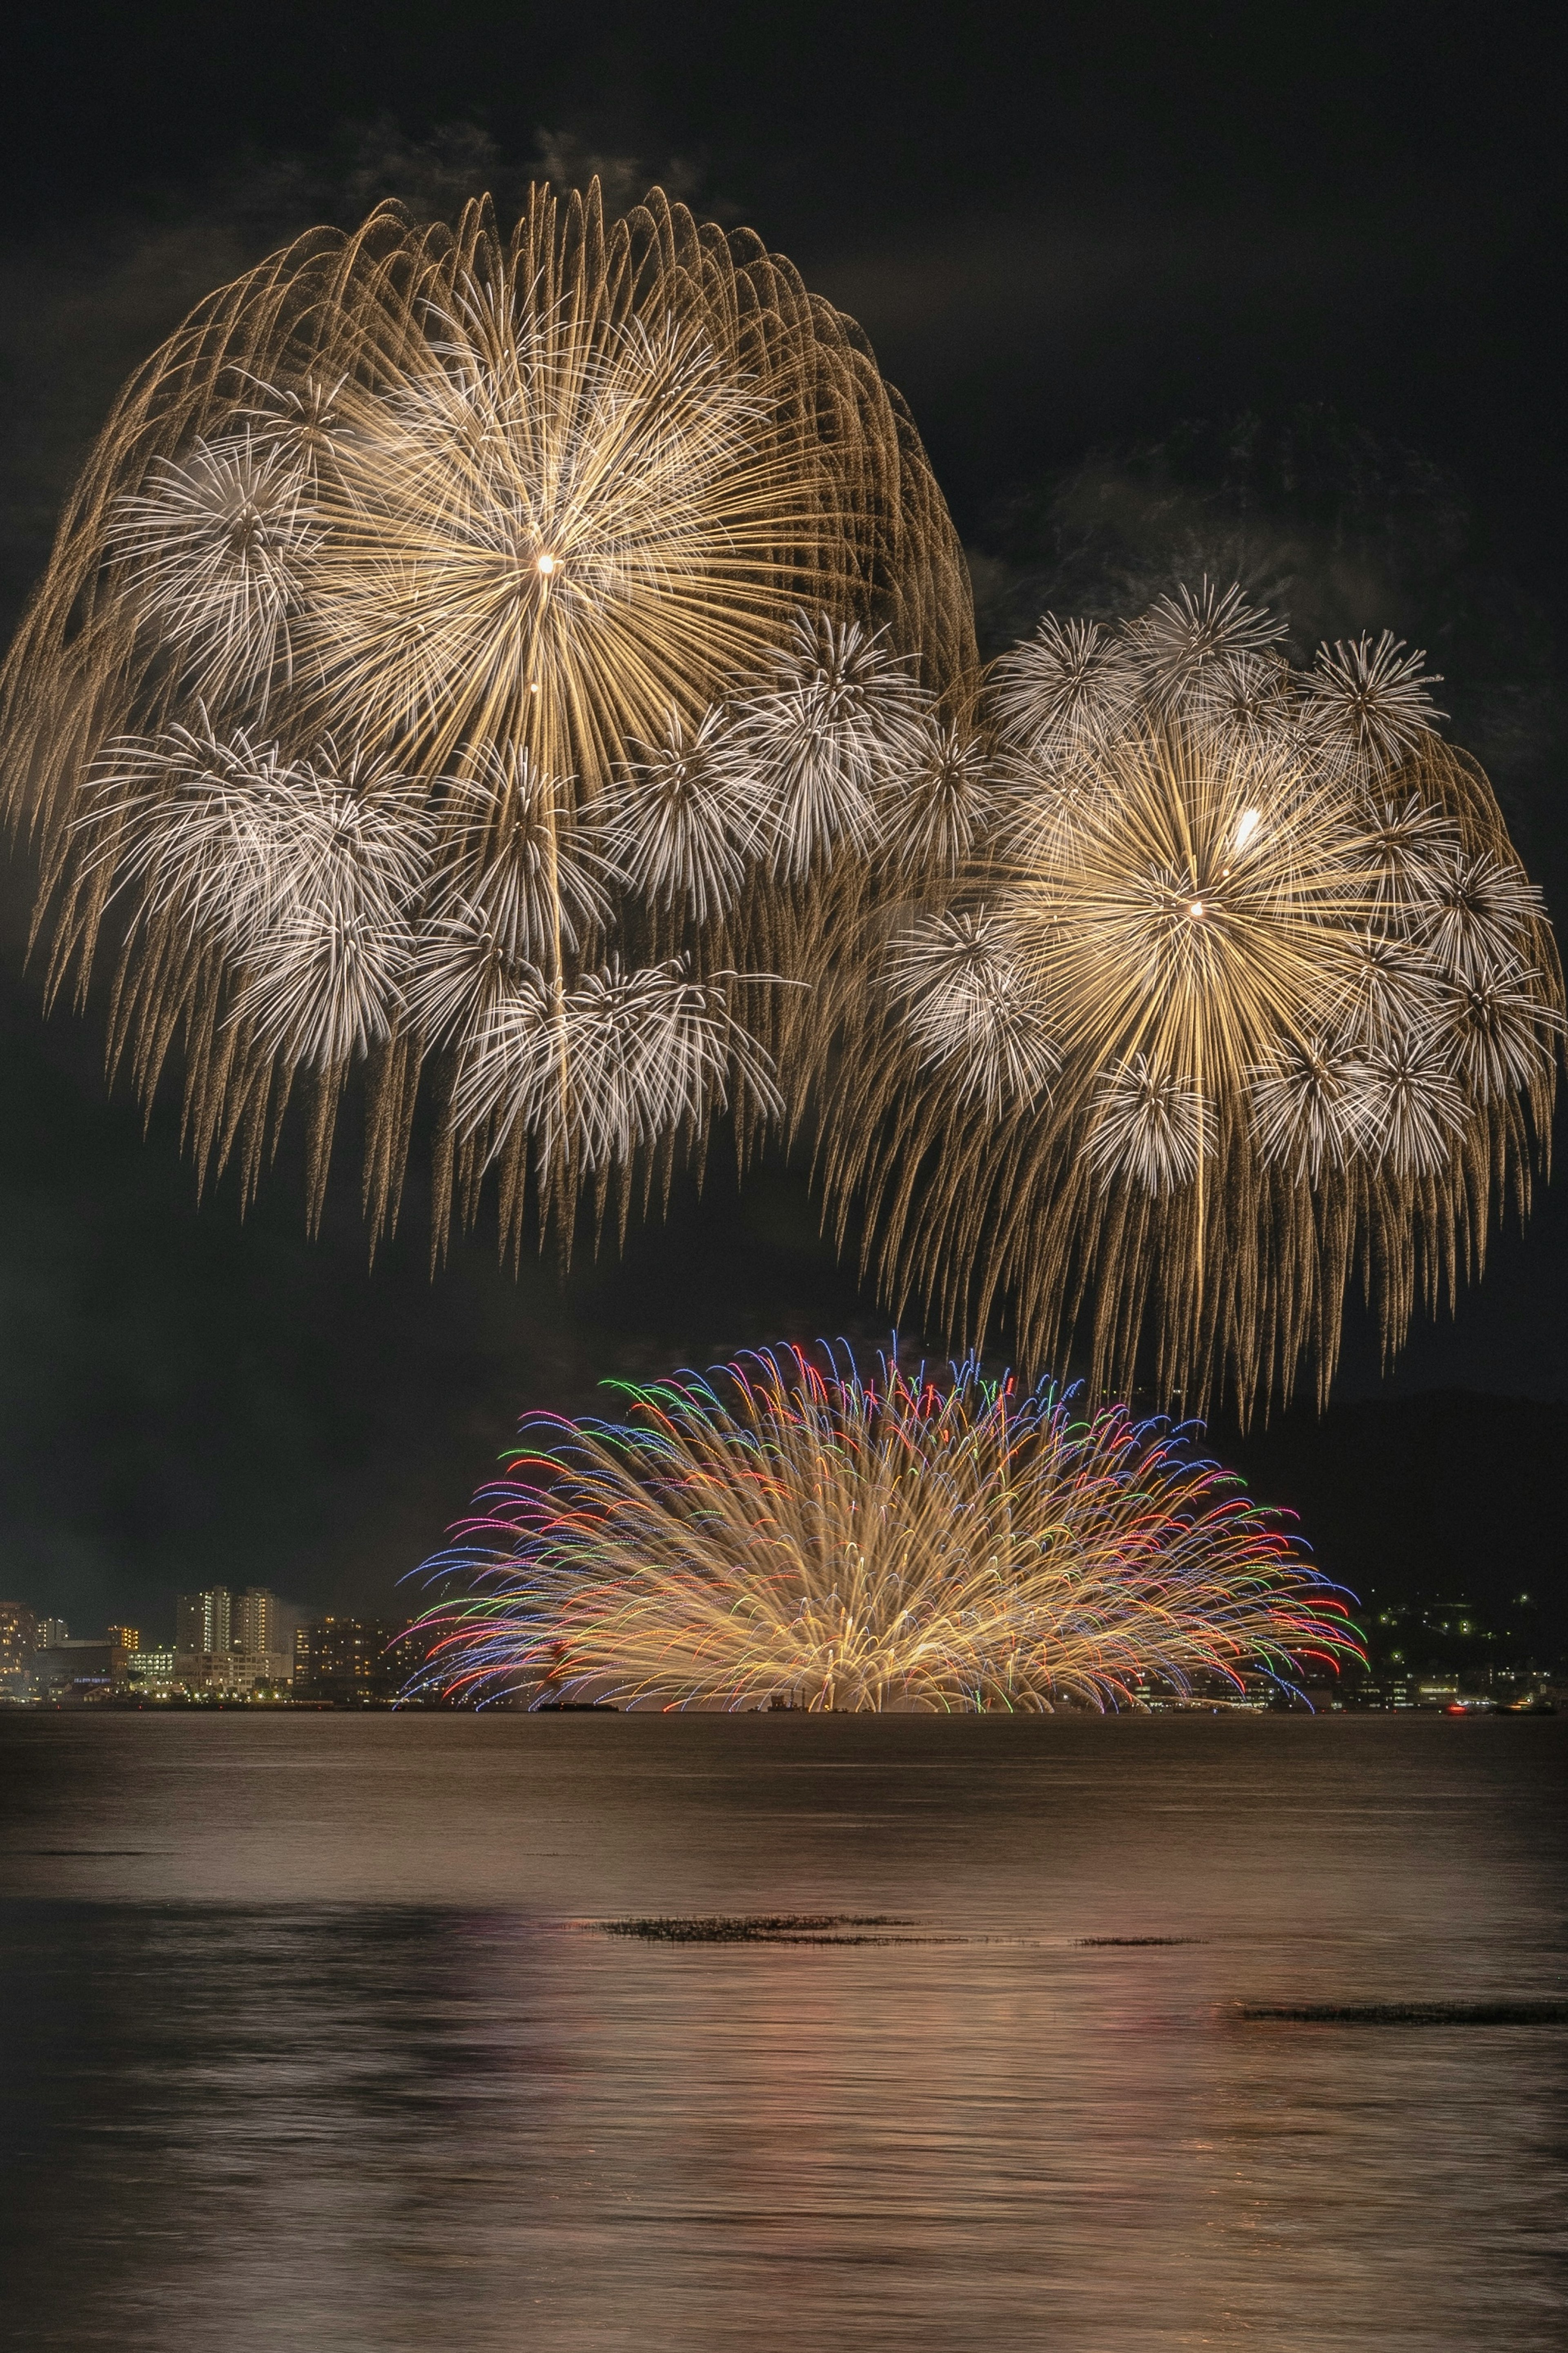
[231,1587,293,1686]
[0,1601,38,1696]
[124,1648,178,1693]
[294,1619,425,1704]
[173,1585,287,1689]
[176,1587,231,1661]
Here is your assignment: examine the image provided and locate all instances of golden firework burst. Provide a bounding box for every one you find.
[1,181,974,1241]
[822,589,1563,1415]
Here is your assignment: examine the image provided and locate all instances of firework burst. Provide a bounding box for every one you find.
[2,181,974,1241]
[822,584,1562,1414]
[405,1341,1361,1711]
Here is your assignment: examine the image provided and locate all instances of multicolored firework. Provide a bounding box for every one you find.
[822,582,1564,1414]
[404,1342,1362,1711]
[0,181,973,1244]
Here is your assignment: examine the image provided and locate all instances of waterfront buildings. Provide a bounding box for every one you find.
[294,1618,425,1704]
[32,1638,115,1700]
[175,1586,293,1691]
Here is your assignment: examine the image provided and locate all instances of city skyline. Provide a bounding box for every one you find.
[0,1585,422,1704]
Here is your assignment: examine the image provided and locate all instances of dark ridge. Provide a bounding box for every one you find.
[770,1933,969,1947]
[1240,2000,1568,2025]
[596,1913,915,1943]
[1078,1936,1204,1947]
[1222,1393,1568,1664]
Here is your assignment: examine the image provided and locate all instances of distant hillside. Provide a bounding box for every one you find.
[1221,1392,1568,1662]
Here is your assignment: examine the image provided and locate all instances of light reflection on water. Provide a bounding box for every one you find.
[1,1714,1564,2349]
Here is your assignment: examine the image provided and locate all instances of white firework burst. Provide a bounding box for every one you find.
[1328,929,1441,1051]
[404,899,525,1055]
[221,744,432,1067]
[435,743,618,959]
[1084,1054,1211,1194]
[1303,633,1445,773]
[1123,580,1287,713]
[605,704,748,922]
[453,957,780,1173]
[878,719,998,875]
[80,718,297,949]
[104,433,318,708]
[1194,647,1298,741]
[1354,1034,1468,1177]
[1354,790,1459,910]
[716,613,928,880]
[231,370,351,471]
[1417,845,1542,986]
[409,746,621,1051]
[1441,966,1561,1101]
[1247,1035,1371,1178]
[989,615,1138,765]
[886,909,1058,1113]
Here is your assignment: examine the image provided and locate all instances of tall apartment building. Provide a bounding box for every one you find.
[235,1588,292,1685]
[39,1617,69,1649]
[177,1588,231,1659]
[0,1602,38,1695]
[176,1586,291,1690]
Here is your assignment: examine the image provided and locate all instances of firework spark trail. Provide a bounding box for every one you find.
[821,584,1563,1415]
[0,163,1557,1406]
[1,180,974,1245]
[404,1341,1362,1712]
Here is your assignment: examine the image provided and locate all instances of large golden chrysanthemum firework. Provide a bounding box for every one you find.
[406,1342,1361,1711]
[822,586,1563,1415]
[1,182,974,1241]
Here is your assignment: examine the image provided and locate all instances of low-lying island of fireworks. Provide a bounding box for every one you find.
[403,1342,1362,1711]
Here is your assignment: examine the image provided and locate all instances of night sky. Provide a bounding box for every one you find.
[3,3,1566,1636]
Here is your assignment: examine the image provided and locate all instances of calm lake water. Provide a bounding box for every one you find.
[1,1712,1564,2350]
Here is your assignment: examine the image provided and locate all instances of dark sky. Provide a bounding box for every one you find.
[2,2,1566,1637]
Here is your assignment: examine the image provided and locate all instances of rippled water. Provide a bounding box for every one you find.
[2,1713,1564,2349]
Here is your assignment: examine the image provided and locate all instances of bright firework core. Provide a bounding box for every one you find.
[406,1343,1362,1712]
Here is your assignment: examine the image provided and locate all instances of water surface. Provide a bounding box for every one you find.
[2,1713,1564,2349]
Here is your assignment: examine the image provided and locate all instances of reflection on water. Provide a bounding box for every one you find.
[1,1715,1564,2349]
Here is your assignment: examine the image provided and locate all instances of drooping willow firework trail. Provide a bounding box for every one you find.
[2,177,1557,1413]
[405,1342,1361,1712]
[822,585,1564,1413]
[0,181,973,1244]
